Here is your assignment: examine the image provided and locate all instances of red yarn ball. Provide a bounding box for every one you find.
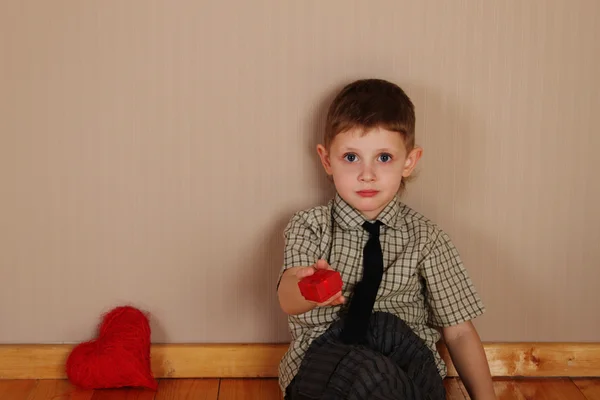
[66,306,158,390]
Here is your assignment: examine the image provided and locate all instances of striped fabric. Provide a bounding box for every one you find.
[285,311,446,399]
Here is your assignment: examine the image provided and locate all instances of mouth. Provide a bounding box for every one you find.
[356,190,379,198]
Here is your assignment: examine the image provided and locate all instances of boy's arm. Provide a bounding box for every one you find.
[442,321,496,400]
[277,209,344,316]
[278,266,318,315]
[418,229,491,397]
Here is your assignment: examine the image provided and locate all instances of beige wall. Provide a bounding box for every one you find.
[1,0,598,345]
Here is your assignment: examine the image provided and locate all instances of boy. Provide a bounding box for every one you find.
[277,79,496,399]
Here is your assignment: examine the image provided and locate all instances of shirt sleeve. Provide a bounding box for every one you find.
[276,211,322,289]
[419,229,485,327]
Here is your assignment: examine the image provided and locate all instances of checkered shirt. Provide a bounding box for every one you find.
[276,193,485,392]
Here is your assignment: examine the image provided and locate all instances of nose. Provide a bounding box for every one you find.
[358,163,376,182]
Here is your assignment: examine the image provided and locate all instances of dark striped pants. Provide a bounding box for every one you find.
[285,312,446,400]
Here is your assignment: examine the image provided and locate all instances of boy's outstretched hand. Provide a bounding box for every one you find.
[295,259,345,307]
[278,259,346,315]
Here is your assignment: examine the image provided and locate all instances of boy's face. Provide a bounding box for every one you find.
[317,126,422,220]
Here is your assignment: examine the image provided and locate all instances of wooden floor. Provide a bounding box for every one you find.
[0,378,599,399]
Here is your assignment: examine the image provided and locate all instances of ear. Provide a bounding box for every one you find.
[316,144,333,175]
[402,146,423,178]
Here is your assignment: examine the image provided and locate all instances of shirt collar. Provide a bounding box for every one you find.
[332,193,400,230]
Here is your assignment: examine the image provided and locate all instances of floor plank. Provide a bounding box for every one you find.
[493,379,527,400]
[573,379,600,400]
[444,378,468,399]
[515,378,587,400]
[155,379,219,400]
[0,379,37,400]
[218,379,282,400]
[2,378,599,400]
[90,387,157,400]
[28,379,94,400]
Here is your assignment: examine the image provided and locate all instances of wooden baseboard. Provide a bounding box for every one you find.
[0,343,599,380]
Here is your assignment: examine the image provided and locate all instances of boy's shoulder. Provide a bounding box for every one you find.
[397,200,427,220]
[283,200,333,241]
[289,200,333,222]
[283,199,334,238]
[397,201,462,260]
[396,201,441,235]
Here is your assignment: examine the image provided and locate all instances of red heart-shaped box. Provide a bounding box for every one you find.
[66,306,158,390]
[298,269,343,303]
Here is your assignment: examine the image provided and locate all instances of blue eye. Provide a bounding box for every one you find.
[344,153,358,162]
[378,153,392,162]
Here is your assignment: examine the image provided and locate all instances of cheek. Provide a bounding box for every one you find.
[330,164,358,185]
[378,164,405,180]
[331,161,357,175]
[387,161,405,173]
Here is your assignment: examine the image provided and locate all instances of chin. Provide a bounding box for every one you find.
[351,198,385,212]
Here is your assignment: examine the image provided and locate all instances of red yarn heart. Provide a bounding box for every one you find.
[66,306,158,390]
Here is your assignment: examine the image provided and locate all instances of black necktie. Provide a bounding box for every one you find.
[340,220,384,345]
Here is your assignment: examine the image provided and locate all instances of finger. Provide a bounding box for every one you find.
[314,259,330,269]
[324,295,344,307]
[295,267,315,279]
[326,298,343,307]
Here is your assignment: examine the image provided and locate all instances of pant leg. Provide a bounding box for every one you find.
[284,380,293,400]
[285,312,445,400]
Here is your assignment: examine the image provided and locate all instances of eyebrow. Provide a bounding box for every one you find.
[342,147,395,153]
